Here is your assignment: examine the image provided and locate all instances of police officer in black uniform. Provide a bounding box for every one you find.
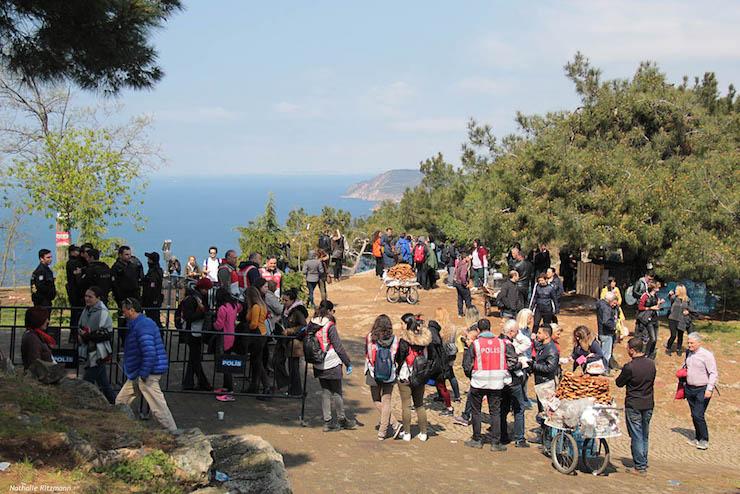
[65,244,87,342]
[31,249,56,307]
[111,245,142,330]
[142,252,164,328]
[79,248,113,305]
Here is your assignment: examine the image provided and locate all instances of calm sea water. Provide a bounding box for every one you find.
[3,174,374,285]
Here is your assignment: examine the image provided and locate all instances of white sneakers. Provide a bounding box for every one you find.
[418,433,428,442]
[402,432,412,442]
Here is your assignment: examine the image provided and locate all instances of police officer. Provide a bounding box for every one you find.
[112,245,142,330]
[142,252,164,328]
[65,245,86,342]
[463,319,518,452]
[31,249,56,307]
[79,248,113,305]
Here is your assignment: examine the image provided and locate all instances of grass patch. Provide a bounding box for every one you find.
[693,320,740,354]
[18,388,60,412]
[94,450,184,494]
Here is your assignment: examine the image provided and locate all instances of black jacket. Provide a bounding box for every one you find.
[596,299,617,335]
[142,266,164,306]
[533,250,551,275]
[514,259,534,290]
[427,322,452,380]
[65,256,86,303]
[501,334,525,386]
[616,355,656,411]
[111,259,142,301]
[80,261,113,302]
[497,279,522,314]
[548,275,563,300]
[31,263,56,305]
[530,283,558,313]
[532,340,559,384]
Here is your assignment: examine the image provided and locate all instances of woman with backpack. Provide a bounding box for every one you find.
[78,286,116,403]
[427,320,455,416]
[308,300,356,432]
[365,314,403,440]
[637,282,664,359]
[282,288,309,396]
[213,288,242,401]
[396,313,433,441]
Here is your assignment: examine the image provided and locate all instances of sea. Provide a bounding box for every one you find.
[1,174,375,286]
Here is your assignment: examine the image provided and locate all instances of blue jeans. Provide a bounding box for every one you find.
[598,334,614,367]
[625,407,653,471]
[306,281,318,307]
[685,385,710,441]
[508,383,526,442]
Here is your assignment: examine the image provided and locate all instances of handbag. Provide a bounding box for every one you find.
[636,310,653,325]
[675,366,688,400]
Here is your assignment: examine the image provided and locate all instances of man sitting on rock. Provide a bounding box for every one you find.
[115,298,177,432]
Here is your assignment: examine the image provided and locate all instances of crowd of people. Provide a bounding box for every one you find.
[20,235,721,477]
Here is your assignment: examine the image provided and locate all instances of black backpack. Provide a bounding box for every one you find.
[303,321,328,365]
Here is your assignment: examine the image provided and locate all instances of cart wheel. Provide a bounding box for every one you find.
[581,438,610,475]
[406,287,419,305]
[386,287,400,303]
[551,430,578,474]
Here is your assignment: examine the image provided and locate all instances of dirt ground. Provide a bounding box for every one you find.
[159,272,740,494]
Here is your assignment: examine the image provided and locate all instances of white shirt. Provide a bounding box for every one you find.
[472,249,487,269]
[203,257,220,282]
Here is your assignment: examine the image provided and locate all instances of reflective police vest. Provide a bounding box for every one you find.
[470,335,511,390]
[260,268,282,297]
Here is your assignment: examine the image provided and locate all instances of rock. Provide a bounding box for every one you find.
[169,428,213,484]
[190,488,229,494]
[96,447,147,468]
[58,378,110,410]
[110,432,143,450]
[208,434,291,494]
[0,349,15,376]
[27,359,65,384]
[114,403,136,420]
[64,429,100,466]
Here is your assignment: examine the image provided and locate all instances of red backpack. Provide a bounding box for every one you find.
[413,244,426,263]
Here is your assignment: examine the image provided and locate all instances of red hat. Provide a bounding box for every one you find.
[195,278,213,290]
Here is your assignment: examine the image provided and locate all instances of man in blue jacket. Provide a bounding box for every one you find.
[115,298,177,432]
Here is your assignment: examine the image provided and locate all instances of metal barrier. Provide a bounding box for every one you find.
[0,305,309,423]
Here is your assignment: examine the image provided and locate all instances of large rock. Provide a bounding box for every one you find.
[58,378,111,409]
[208,434,291,494]
[0,349,15,376]
[27,359,65,384]
[170,428,213,484]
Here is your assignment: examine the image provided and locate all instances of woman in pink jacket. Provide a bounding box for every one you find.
[214,288,243,401]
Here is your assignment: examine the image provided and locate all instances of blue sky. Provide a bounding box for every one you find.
[89,1,740,176]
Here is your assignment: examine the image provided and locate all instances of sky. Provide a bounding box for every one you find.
[83,0,740,176]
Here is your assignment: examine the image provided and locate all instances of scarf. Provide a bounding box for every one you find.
[33,328,56,348]
[283,300,303,318]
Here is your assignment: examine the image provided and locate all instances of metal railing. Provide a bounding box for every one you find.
[0,305,309,422]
